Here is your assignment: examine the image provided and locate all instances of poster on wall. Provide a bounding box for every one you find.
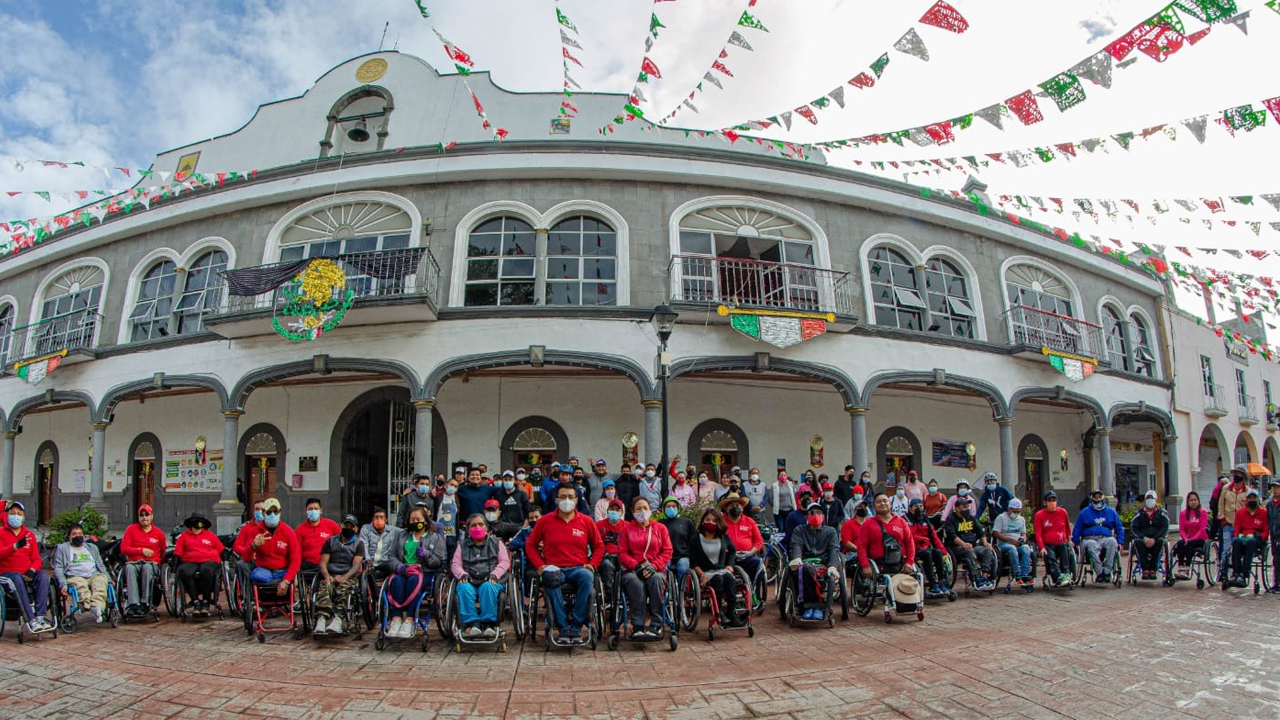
[163,449,224,492]
[931,439,975,470]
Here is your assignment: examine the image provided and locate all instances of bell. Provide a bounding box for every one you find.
[347,119,370,143]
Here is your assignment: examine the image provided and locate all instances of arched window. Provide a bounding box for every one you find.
[0,303,14,364]
[1004,263,1082,352]
[130,260,178,341]
[686,418,749,475]
[547,215,618,306]
[277,199,412,297]
[502,416,569,469]
[465,216,536,306]
[924,257,976,338]
[174,251,228,334]
[1102,305,1129,371]
[869,247,924,330]
[1130,313,1156,377]
[38,264,104,354]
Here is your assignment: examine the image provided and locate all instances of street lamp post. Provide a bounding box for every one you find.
[651,304,678,474]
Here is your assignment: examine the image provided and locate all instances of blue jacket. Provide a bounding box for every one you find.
[1072,504,1124,544]
[456,483,495,522]
[976,485,1013,521]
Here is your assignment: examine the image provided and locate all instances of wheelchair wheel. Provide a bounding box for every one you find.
[763,548,782,586]
[679,571,700,632]
[161,561,178,617]
[850,572,875,617]
[508,577,526,642]
[1203,542,1220,587]
[1126,542,1139,586]
[835,572,848,621]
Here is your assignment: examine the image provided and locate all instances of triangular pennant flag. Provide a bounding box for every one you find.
[640,57,662,78]
[1267,0,1280,16]
[1224,10,1249,33]
[683,99,699,113]
[1005,91,1043,125]
[795,106,818,125]
[893,28,930,61]
[907,128,934,146]
[849,72,876,89]
[632,86,646,103]
[702,71,723,89]
[738,11,769,31]
[1112,132,1135,150]
[870,53,890,77]
[712,60,733,77]
[974,104,1004,129]
[1259,193,1280,211]
[562,48,584,67]
[560,30,582,49]
[829,86,845,108]
[556,8,578,32]
[727,31,753,51]
[1173,0,1239,24]
[1182,115,1208,143]
[780,111,793,130]
[1039,73,1087,112]
[1261,96,1280,126]
[650,13,665,37]
[919,1,969,33]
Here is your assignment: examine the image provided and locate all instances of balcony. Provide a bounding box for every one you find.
[1,308,101,373]
[1003,305,1105,362]
[204,247,441,339]
[1239,394,1260,425]
[1204,384,1229,417]
[668,255,857,320]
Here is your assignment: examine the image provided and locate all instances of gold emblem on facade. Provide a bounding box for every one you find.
[356,58,388,83]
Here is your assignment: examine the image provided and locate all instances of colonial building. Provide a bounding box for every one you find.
[0,52,1181,531]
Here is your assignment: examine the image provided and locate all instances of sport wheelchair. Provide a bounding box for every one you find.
[241,575,300,642]
[115,561,164,623]
[310,572,369,640]
[527,568,604,651]
[54,576,120,632]
[947,543,999,597]
[374,570,438,652]
[1220,537,1272,595]
[1039,544,1079,591]
[678,565,755,639]
[1074,539,1123,588]
[606,567,678,651]
[0,574,58,642]
[439,572,524,652]
[162,553,227,622]
[1126,538,1172,586]
[777,559,847,628]
[851,558,925,623]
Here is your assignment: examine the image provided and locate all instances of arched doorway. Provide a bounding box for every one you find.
[686,419,749,476]
[876,427,921,488]
[240,426,282,513]
[1264,437,1278,476]
[1017,434,1048,509]
[129,433,161,516]
[502,416,569,472]
[1234,431,1256,466]
[1196,424,1228,499]
[35,441,58,525]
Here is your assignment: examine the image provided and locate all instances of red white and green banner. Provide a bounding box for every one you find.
[1044,349,1097,382]
[14,350,66,384]
[719,306,831,349]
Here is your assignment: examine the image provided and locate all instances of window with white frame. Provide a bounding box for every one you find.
[868,246,924,330]
[175,251,229,334]
[465,215,619,307]
[464,216,536,306]
[1236,368,1248,408]
[1129,313,1156,377]
[38,265,104,354]
[277,199,412,297]
[1004,263,1076,348]
[1201,355,1215,396]
[924,257,975,338]
[1102,305,1129,371]
[546,215,617,306]
[130,260,179,341]
[676,205,818,309]
[0,303,13,364]
[129,251,229,341]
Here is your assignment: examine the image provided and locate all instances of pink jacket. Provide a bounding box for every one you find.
[672,482,696,507]
[618,520,673,573]
[1180,507,1209,542]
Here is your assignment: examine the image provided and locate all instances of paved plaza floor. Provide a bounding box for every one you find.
[0,578,1276,720]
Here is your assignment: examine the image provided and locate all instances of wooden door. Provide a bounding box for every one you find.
[133,460,155,511]
[39,463,54,525]
[1024,459,1044,510]
[700,451,737,478]
[247,455,277,508]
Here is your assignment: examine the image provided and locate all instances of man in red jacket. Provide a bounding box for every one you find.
[246,498,302,595]
[296,497,341,571]
[120,504,167,616]
[0,502,52,633]
[527,484,603,643]
[1033,491,1074,587]
[1227,489,1269,588]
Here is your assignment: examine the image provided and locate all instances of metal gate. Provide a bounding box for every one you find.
[387,399,416,516]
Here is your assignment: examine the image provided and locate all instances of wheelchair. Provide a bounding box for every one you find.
[1039,543,1079,591]
[163,556,226,622]
[606,567,678,651]
[115,561,164,623]
[778,560,847,628]
[1221,537,1272,595]
[0,574,58,643]
[528,568,604,651]
[221,549,244,618]
[1073,539,1123,588]
[994,543,1038,595]
[948,543,999,597]
[55,575,120,632]
[374,570,438,652]
[1125,538,1172,586]
[439,571,524,652]
[241,574,299,642]
[852,558,925,623]
[310,572,368,641]
[684,566,754,640]
[760,527,786,602]
[1168,540,1212,589]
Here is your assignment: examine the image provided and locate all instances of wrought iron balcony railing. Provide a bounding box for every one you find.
[668,254,856,316]
[1003,305,1104,359]
[2,307,101,368]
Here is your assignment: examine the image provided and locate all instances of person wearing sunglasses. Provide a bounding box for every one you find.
[120,504,167,617]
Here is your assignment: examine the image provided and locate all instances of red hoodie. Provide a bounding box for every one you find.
[1033,506,1072,548]
[233,520,266,559]
[1234,506,1269,541]
[618,520,673,573]
[296,518,341,565]
[909,519,944,551]
[596,518,628,554]
[245,522,302,582]
[0,525,41,574]
[121,523,167,564]
[175,530,224,564]
[855,515,916,569]
[526,511,603,570]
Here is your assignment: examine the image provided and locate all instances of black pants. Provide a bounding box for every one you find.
[1231,536,1259,576]
[703,570,735,614]
[1134,539,1162,571]
[178,561,220,601]
[1042,544,1073,578]
[916,548,945,587]
[1172,539,1204,566]
[598,555,619,601]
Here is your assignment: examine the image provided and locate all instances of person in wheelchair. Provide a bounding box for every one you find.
[359,507,405,583]
[1072,490,1123,584]
[244,498,302,598]
[0,502,52,633]
[993,499,1034,586]
[53,523,111,625]
[1130,491,1170,581]
[788,503,842,621]
[384,506,447,638]
[905,499,947,596]
[618,497,673,640]
[722,493,763,587]
[1170,492,1207,582]
[1267,480,1280,593]
[1034,492,1074,587]
[689,507,745,627]
[175,512,224,616]
[527,484,603,643]
[1226,489,1268,589]
[451,513,511,640]
[483,499,523,542]
[660,496,695,582]
[312,515,365,636]
[120,504,165,618]
[596,498,627,601]
[943,497,997,592]
[856,493,916,578]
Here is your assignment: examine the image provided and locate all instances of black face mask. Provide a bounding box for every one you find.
[340,527,356,540]
[411,522,427,533]
[855,507,870,518]
[70,536,85,547]
[910,510,925,521]
[727,507,743,519]
[1247,500,1260,509]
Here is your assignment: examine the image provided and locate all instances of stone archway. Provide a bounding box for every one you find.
[686,418,750,477]
[875,426,922,488]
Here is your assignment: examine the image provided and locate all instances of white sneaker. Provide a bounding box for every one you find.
[328,616,343,635]
[385,617,403,637]
[314,617,327,635]
[463,625,482,639]
[482,626,498,640]
[94,607,103,624]
[27,619,42,633]
[400,618,416,638]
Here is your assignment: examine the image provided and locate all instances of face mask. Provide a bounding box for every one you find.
[253,510,264,522]
[634,511,650,524]
[306,509,321,523]
[633,471,644,479]
[605,488,616,498]
[911,509,925,520]
[340,527,356,540]
[823,492,834,501]
[698,476,708,484]
[852,494,863,504]
[411,521,427,533]
[264,512,281,528]
[676,477,686,485]
[664,507,678,519]
[417,484,430,495]
[502,481,515,492]
[607,510,622,523]
[516,473,527,481]
[468,526,487,541]
[986,484,997,491]
[485,511,499,523]
[558,499,576,513]
[1144,498,1157,509]
[855,507,870,518]
[727,507,742,519]
[1247,500,1260,509]
[928,486,938,494]
[701,521,718,534]
[6,514,21,529]
[70,536,85,547]
[750,474,760,481]
[373,518,386,531]
[806,515,824,528]
[445,486,457,496]
[895,491,905,499]
[1091,500,1105,510]
[594,469,605,476]
[957,488,971,497]
[645,470,656,479]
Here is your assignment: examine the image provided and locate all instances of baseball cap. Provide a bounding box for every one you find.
[852,485,864,494]
[608,498,625,510]
[502,470,514,478]
[7,501,25,512]
[484,499,501,509]
[595,459,607,466]
[602,479,616,488]
[262,498,282,513]
[821,482,834,491]
[908,498,923,507]
[805,502,824,513]
[1009,498,1022,510]
[342,514,358,526]
[138,504,153,515]
[454,466,467,474]
[1043,491,1057,502]
[1144,490,1157,500]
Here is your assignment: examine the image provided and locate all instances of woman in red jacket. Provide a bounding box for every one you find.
[906,499,947,596]
[618,497,673,640]
[854,494,916,577]
[174,512,225,616]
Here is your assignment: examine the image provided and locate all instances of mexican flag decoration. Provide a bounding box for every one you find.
[1043,348,1097,381]
[719,306,832,349]
[15,350,67,384]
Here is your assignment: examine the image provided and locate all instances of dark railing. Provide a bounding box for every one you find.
[668,254,856,316]
[205,247,441,316]
[1003,305,1104,359]
[2,307,101,367]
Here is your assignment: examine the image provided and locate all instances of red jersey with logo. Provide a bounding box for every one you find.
[526,511,603,569]
[296,518,341,565]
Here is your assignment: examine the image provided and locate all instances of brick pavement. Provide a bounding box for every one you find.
[0,580,1276,719]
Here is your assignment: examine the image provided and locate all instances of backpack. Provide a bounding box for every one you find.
[877,519,902,570]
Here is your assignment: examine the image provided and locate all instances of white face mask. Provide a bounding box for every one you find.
[1144,498,1157,509]
[485,511,499,522]
[516,473,527,480]
[645,470,656,478]
[558,499,576,513]
[895,490,905,499]
[749,474,760,481]
[823,492,834,500]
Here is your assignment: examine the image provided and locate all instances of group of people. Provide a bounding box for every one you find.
[2,459,1277,643]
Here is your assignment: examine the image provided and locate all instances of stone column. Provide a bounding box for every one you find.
[214,411,243,535]
[1164,434,1180,497]
[1097,427,1114,496]
[848,407,868,475]
[643,399,663,465]
[86,421,110,524]
[413,400,434,476]
[997,418,1016,487]
[1,432,15,500]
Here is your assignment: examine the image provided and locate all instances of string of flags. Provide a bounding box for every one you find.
[657,1,772,123]
[431,26,477,77]
[556,2,582,118]
[463,80,509,144]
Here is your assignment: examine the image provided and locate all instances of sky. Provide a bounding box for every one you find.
[1,0,1278,326]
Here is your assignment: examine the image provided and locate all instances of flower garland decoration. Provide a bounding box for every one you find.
[271,258,355,342]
